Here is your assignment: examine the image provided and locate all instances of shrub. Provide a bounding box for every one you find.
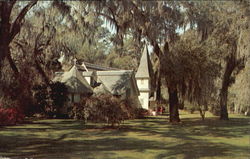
[0,107,24,126]
[49,82,68,116]
[70,94,140,126]
[119,98,139,119]
[33,82,68,118]
[134,108,148,119]
[86,94,125,126]
[33,84,49,114]
[0,96,25,125]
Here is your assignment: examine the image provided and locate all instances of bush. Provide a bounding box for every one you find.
[0,107,24,126]
[87,94,125,126]
[69,94,140,126]
[134,108,148,119]
[33,82,68,118]
[33,84,49,114]
[119,98,140,119]
[50,82,68,115]
[0,96,25,125]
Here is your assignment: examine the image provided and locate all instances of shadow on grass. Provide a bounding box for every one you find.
[156,141,249,159]
[127,116,250,138]
[0,115,249,159]
[1,133,247,159]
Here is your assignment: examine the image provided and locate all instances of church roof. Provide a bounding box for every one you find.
[54,65,93,94]
[93,81,112,95]
[77,62,119,71]
[95,70,139,96]
[135,45,153,78]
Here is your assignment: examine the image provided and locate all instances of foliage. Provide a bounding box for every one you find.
[166,30,220,105]
[105,36,142,70]
[0,1,37,72]
[33,84,49,113]
[0,106,24,126]
[134,108,148,119]
[33,82,68,117]
[160,30,220,121]
[86,95,124,126]
[0,62,36,116]
[183,1,250,120]
[50,82,68,114]
[105,52,137,70]
[70,94,141,126]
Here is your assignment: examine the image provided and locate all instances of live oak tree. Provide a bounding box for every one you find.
[163,30,220,121]
[228,1,250,115]
[0,1,38,113]
[183,1,250,120]
[0,1,79,113]
[12,1,107,84]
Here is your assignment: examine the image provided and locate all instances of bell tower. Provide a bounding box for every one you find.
[135,44,154,109]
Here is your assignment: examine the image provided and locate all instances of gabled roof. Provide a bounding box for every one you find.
[93,81,112,95]
[54,65,93,94]
[95,70,139,96]
[135,44,153,78]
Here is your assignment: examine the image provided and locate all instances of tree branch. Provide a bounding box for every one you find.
[6,48,19,75]
[9,0,38,43]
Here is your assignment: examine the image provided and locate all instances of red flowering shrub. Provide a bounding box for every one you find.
[0,107,25,126]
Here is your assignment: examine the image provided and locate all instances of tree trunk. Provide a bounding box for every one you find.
[6,49,19,75]
[168,85,180,123]
[0,1,37,72]
[156,71,162,101]
[34,59,51,86]
[220,57,236,120]
[220,86,229,120]
[151,41,169,103]
[199,108,205,121]
[0,2,13,69]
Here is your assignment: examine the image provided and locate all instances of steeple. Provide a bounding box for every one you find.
[135,44,153,78]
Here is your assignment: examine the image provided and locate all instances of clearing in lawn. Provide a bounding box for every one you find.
[0,112,249,159]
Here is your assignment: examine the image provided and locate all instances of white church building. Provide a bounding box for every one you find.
[54,45,155,110]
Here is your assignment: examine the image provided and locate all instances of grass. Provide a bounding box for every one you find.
[0,111,249,159]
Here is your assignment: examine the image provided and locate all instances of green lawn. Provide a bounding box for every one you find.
[0,111,249,159]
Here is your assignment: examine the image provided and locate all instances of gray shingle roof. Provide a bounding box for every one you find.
[135,45,153,78]
[95,70,139,96]
[77,62,119,71]
[93,81,112,95]
[82,71,95,77]
[54,65,93,94]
